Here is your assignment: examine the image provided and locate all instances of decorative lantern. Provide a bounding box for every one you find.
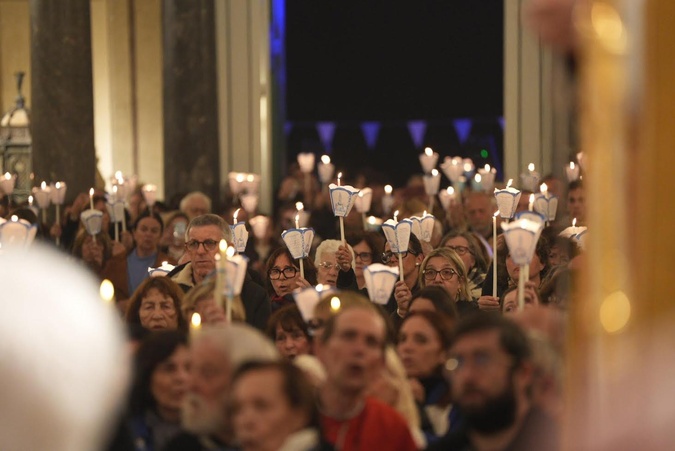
[0,72,32,203]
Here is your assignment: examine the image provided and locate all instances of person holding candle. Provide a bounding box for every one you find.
[127,331,190,451]
[439,231,489,300]
[336,231,386,291]
[314,239,350,287]
[181,278,247,326]
[381,233,425,317]
[417,248,476,317]
[72,228,114,279]
[167,214,272,331]
[264,247,316,312]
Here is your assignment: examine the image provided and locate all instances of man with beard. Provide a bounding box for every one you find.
[163,324,278,451]
[428,313,559,450]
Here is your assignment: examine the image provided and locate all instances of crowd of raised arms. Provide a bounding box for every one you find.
[0,161,584,451]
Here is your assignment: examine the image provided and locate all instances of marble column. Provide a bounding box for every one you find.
[30,0,96,200]
[163,0,220,210]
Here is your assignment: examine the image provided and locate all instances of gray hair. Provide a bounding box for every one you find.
[314,239,355,268]
[185,214,232,243]
[180,191,212,213]
[192,323,279,371]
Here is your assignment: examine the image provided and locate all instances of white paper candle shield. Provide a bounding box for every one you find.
[81,210,104,236]
[293,285,336,323]
[440,157,464,183]
[148,261,176,277]
[471,174,483,192]
[141,184,157,207]
[32,185,51,209]
[494,187,522,219]
[423,169,441,196]
[108,200,126,224]
[565,162,580,182]
[221,254,248,297]
[365,216,383,232]
[382,218,413,254]
[520,168,540,192]
[354,188,373,213]
[576,152,585,171]
[297,210,311,228]
[228,172,246,196]
[501,219,544,266]
[50,182,67,205]
[328,184,360,217]
[574,229,588,250]
[514,210,546,229]
[318,156,335,184]
[240,193,259,214]
[363,264,400,305]
[438,187,458,210]
[559,225,588,239]
[533,194,558,221]
[250,215,270,240]
[410,214,435,243]
[0,173,16,195]
[281,228,314,259]
[0,217,38,248]
[241,173,261,194]
[419,148,439,174]
[230,222,249,253]
[382,185,394,215]
[477,166,497,192]
[297,152,315,173]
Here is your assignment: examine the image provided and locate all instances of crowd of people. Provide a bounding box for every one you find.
[0,163,584,450]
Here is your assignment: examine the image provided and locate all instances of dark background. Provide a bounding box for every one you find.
[283,0,504,186]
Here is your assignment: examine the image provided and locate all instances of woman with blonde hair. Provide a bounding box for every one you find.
[182,277,246,326]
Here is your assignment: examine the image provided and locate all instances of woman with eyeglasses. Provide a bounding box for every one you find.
[417,247,478,317]
[335,231,386,291]
[314,239,346,287]
[264,247,317,312]
[439,231,489,300]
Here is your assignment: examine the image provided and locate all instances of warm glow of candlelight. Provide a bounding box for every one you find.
[321,155,331,164]
[494,210,500,217]
[191,312,202,329]
[99,279,115,303]
[4,172,11,180]
[394,210,399,222]
[11,215,18,221]
[40,181,47,190]
[295,201,304,212]
[573,218,577,227]
[570,161,576,169]
[423,210,427,217]
[431,168,439,176]
[507,179,513,188]
[89,188,94,196]
[463,163,473,172]
[246,174,254,182]
[112,185,118,194]
[384,184,393,195]
[55,181,62,189]
[447,186,455,195]
[226,246,236,258]
[219,239,228,253]
[114,170,123,180]
[295,214,300,228]
[528,163,535,172]
[236,173,245,183]
[337,172,342,186]
[233,208,240,223]
[485,164,491,172]
[424,147,433,156]
[358,191,364,198]
[475,174,482,182]
[368,216,377,224]
[540,183,548,195]
[330,296,341,311]
[28,195,33,206]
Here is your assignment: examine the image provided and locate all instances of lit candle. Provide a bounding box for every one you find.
[190,312,202,336]
[573,217,578,235]
[28,195,33,207]
[507,178,513,188]
[225,245,236,322]
[382,184,394,215]
[419,147,439,173]
[540,182,549,198]
[233,208,240,224]
[337,172,342,187]
[295,213,300,229]
[493,210,500,297]
[318,155,335,185]
[99,279,115,304]
[89,188,95,210]
[528,193,534,212]
[394,209,399,222]
[215,240,227,309]
[528,163,535,172]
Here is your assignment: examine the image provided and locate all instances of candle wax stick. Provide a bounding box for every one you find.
[427,197,434,214]
[226,292,232,323]
[114,222,119,242]
[492,219,498,298]
[518,266,525,310]
[299,258,305,280]
[523,264,530,283]
[398,254,404,283]
[214,257,223,309]
[339,216,346,244]
[122,214,127,233]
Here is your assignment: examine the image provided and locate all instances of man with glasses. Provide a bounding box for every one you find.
[428,314,559,450]
[168,214,271,330]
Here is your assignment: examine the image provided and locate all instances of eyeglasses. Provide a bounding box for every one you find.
[317,262,338,271]
[381,249,418,263]
[446,245,473,256]
[354,252,373,262]
[423,268,457,281]
[269,266,298,280]
[185,239,219,252]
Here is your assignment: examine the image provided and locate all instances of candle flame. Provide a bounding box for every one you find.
[423,210,427,217]
[507,179,513,188]
[446,186,455,195]
[529,193,535,203]
[162,261,168,266]
[4,172,11,179]
[233,208,241,222]
[11,215,18,221]
[358,191,364,198]
[424,147,433,156]
[219,239,228,252]
[55,181,62,189]
[330,296,341,311]
[114,170,123,180]
[226,246,236,258]
[99,279,115,303]
[367,216,377,224]
[236,173,245,183]
[112,185,118,193]
[431,168,439,176]
[191,312,202,328]
[540,183,548,194]
[384,184,393,194]
[337,172,342,181]
[246,174,255,182]
[28,195,33,205]
[394,210,399,221]
[475,174,482,182]
[573,218,577,227]
[463,163,473,172]
[41,181,47,190]
[494,210,500,217]
[295,201,304,211]
[316,283,324,291]
[570,161,576,169]
[484,164,491,172]
[321,155,331,164]
[528,163,535,171]
[89,188,94,196]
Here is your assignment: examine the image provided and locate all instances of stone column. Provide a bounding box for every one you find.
[162,0,220,210]
[30,0,96,200]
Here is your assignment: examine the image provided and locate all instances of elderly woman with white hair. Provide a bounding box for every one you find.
[314,239,354,287]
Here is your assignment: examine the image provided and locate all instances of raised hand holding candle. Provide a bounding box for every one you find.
[493,210,499,297]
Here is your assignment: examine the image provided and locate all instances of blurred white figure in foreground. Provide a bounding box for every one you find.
[0,244,130,451]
